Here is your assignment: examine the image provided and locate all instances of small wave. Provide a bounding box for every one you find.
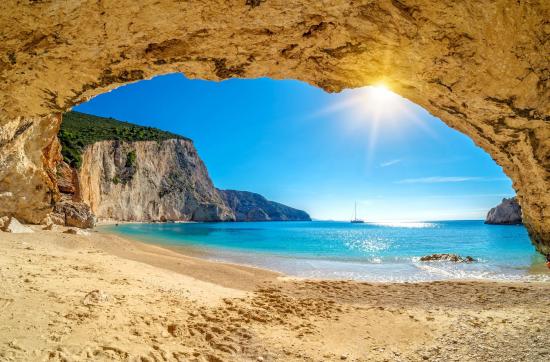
[413,262,550,282]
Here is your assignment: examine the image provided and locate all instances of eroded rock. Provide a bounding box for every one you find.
[41,215,55,230]
[0,216,9,230]
[82,290,110,306]
[53,201,96,229]
[0,115,62,224]
[1,217,34,234]
[42,223,55,231]
[64,228,90,236]
[56,161,78,195]
[485,197,522,225]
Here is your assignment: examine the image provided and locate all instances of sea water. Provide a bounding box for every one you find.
[100,220,550,282]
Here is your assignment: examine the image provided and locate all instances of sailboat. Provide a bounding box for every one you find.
[350,202,365,223]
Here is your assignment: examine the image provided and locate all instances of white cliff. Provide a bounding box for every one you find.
[78,139,234,222]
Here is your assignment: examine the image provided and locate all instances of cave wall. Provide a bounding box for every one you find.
[0,0,549,254]
[0,114,61,223]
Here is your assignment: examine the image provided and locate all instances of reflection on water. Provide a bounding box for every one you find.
[370,221,437,228]
[100,220,550,282]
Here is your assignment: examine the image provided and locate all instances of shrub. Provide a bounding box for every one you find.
[58,111,188,169]
[126,151,137,168]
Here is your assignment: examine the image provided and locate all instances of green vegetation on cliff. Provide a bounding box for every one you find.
[59,111,188,168]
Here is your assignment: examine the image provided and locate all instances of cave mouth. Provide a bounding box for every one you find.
[59,73,548,282]
[70,73,518,224]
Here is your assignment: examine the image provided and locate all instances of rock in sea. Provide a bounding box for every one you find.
[420,254,475,263]
[485,197,522,225]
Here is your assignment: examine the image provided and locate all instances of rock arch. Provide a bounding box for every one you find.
[0,1,549,254]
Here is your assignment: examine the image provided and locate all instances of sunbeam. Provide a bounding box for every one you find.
[314,84,440,168]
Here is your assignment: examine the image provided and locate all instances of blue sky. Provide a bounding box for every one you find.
[74,73,515,221]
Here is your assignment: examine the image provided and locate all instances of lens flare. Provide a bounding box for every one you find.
[313,84,438,168]
[364,84,396,117]
[351,84,410,123]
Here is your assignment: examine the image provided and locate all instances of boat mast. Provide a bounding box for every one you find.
[354,202,357,220]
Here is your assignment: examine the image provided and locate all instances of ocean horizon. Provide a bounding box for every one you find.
[100,220,550,283]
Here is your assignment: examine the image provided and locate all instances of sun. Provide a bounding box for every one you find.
[316,83,404,122]
[314,83,438,168]
[359,84,402,119]
[367,85,395,110]
[318,83,404,124]
[315,82,436,139]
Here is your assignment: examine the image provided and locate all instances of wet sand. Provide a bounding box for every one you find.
[1,226,549,361]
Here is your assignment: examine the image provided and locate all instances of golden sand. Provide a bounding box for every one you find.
[1,227,549,361]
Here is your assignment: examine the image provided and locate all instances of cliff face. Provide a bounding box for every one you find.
[485,197,523,225]
[219,189,311,222]
[52,112,309,225]
[78,139,234,222]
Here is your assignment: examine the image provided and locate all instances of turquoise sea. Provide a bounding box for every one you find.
[100,220,550,282]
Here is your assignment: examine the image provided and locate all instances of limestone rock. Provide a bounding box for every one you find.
[49,213,66,226]
[56,161,77,195]
[0,216,9,230]
[78,139,235,222]
[419,254,475,263]
[0,115,62,224]
[191,203,236,222]
[1,217,34,233]
[219,189,311,222]
[82,290,109,306]
[42,223,55,231]
[246,208,271,222]
[64,228,90,236]
[41,216,55,230]
[53,201,96,229]
[485,197,523,225]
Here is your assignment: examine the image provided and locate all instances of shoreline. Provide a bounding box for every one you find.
[98,223,550,284]
[95,219,198,226]
[94,226,282,290]
[1,226,550,361]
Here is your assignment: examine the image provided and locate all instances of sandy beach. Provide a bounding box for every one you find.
[1,227,549,362]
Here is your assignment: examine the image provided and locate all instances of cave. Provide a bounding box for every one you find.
[0,1,548,255]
